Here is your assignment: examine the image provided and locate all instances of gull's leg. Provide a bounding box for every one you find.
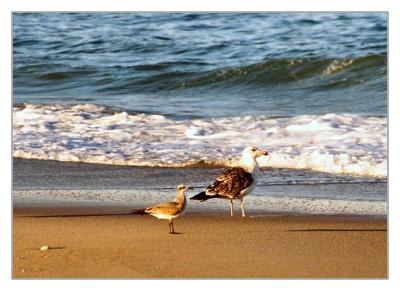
[171,221,175,234]
[230,199,234,217]
[240,199,246,217]
[169,220,172,234]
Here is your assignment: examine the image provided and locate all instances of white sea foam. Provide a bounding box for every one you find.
[251,196,386,216]
[322,59,355,75]
[13,103,387,177]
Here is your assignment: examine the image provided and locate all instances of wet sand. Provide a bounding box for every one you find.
[13,213,387,278]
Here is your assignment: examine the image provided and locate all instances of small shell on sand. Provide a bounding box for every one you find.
[40,245,49,251]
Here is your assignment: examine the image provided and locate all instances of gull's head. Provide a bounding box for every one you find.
[243,146,269,160]
[177,184,194,193]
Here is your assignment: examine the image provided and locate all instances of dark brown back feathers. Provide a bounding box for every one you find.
[205,167,253,199]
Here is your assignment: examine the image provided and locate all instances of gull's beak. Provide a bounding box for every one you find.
[186,186,194,190]
[257,150,268,157]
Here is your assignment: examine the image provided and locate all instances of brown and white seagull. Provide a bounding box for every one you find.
[191,146,268,217]
[131,185,192,234]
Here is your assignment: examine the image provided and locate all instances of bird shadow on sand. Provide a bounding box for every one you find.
[288,229,386,232]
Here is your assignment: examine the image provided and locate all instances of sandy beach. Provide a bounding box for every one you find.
[13,212,387,278]
[12,158,387,278]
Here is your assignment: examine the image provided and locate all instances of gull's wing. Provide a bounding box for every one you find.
[205,167,253,199]
[145,202,180,216]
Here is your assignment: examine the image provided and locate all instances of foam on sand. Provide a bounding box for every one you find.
[13,189,387,216]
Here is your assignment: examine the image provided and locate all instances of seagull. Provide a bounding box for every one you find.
[131,184,192,234]
[190,146,268,217]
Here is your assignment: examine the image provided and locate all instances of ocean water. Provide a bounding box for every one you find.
[12,13,387,214]
[13,13,387,118]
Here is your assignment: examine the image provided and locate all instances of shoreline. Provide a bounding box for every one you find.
[13,206,387,219]
[13,158,387,216]
[12,158,246,214]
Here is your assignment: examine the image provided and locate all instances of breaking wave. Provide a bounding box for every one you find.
[174,55,386,89]
[13,103,387,177]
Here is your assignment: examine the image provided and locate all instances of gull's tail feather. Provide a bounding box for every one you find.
[130,208,147,215]
[190,191,213,202]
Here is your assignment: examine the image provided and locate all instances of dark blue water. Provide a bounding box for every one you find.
[13,13,387,118]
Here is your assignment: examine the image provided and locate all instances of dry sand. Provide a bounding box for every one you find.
[13,213,387,278]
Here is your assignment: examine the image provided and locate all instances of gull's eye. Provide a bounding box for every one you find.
[251,148,256,152]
